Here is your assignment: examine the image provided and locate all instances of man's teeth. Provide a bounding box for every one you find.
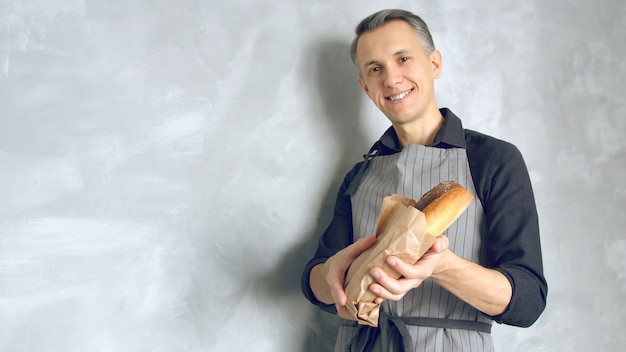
[388,90,411,101]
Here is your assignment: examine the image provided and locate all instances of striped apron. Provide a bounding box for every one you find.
[335,144,495,352]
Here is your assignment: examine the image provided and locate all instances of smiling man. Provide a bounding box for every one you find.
[301,9,547,352]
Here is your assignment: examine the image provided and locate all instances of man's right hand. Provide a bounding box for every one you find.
[309,236,377,320]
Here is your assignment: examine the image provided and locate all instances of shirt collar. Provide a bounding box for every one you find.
[377,108,466,154]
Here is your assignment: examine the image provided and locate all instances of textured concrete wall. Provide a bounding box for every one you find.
[1,1,624,351]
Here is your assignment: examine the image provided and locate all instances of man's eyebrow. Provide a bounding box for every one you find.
[362,59,379,68]
[393,48,411,56]
[362,48,412,68]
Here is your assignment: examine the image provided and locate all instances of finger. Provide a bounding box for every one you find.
[369,281,407,301]
[350,235,377,257]
[430,235,449,253]
[336,304,356,320]
[372,255,429,285]
[330,281,347,306]
[384,255,421,279]
[326,264,348,306]
[370,263,417,296]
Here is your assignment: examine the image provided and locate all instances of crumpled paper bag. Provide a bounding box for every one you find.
[343,194,436,327]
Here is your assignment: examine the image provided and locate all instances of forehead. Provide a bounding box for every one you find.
[355,20,425,65]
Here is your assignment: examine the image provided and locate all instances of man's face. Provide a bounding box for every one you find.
[355,20,441,127]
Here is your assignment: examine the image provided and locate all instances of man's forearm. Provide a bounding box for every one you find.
[431,250,512,316]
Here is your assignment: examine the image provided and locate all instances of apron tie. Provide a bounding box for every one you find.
[345,312,492,352]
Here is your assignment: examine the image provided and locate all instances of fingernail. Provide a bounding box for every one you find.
[372,270,380,279]
[388,258,397,266]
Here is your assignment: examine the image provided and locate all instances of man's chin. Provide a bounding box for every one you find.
[384,111,414,125]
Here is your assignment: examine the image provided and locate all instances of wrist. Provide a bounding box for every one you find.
[431,249,455,278]
[310,262,333,304]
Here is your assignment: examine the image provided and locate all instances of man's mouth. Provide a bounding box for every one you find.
[386,88,414,101]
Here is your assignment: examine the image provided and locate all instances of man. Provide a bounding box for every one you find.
[301,9,547,352]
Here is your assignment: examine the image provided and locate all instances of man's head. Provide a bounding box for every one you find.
[350,9,442,132]
[350,9,436,69]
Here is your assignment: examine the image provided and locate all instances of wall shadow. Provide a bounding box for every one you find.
[255,37,370,351]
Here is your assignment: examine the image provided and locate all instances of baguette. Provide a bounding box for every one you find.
[415,180,474,237]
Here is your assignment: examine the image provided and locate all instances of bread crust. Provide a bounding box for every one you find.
[415,181,473,237]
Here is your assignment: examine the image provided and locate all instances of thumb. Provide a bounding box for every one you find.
[352,235,377,256]
[431,235,449,253]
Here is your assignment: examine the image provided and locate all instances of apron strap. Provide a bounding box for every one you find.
[345,143,380,196]
[345,312,492,352]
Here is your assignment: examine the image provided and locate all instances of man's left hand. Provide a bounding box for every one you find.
[368,235,450,304]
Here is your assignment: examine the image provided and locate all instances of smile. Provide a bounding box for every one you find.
[387,88,413,101]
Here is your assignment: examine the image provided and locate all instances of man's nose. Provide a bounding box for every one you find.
[383,66,403,87]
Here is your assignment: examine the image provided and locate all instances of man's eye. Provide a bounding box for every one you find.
[370,66,381,73]
[400,57,409,62]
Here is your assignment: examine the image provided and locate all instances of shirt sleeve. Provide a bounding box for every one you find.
[300,163,362,314]
[467,133,548,327]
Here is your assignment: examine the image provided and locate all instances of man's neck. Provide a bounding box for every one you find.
[393,110,445,146]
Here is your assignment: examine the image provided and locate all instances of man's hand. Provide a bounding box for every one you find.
[366,235,512,316]
[368,236,449,304]
[309,236,377,320]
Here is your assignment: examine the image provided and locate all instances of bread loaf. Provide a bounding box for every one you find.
[415,181,474,237]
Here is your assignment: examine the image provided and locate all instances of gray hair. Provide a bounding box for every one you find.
[349,9,436,67]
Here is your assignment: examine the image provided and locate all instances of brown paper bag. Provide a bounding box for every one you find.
[344,194,436,327]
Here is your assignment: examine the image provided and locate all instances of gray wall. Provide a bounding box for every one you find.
[1,0,624,351]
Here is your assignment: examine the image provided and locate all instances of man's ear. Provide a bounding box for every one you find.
[358,76,369,94]
[430,49,443,78]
